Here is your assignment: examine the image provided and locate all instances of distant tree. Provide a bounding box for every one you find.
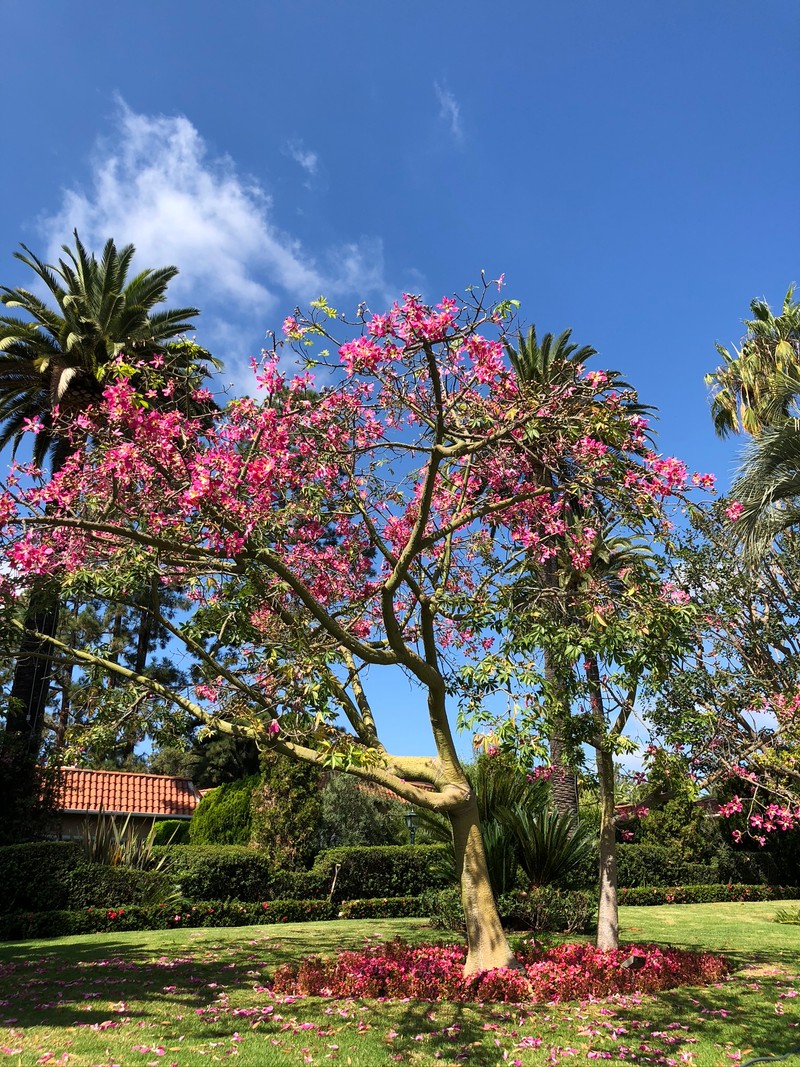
[0,232,215,758]
[320,772,406,848]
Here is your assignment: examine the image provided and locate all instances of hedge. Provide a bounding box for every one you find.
[0,896,433,940]
[337,896,426,919]
[618,883,800,906]
[154,844,273,902]
[313,844,449,901]
[423,885,596,935]
[0,841,83,914]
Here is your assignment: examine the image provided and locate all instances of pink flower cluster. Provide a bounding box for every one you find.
[269,939,729,1004]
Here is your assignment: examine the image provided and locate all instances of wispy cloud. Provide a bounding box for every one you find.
[39,101,394,377]
[284,137,319,178]
[434,81,463,142]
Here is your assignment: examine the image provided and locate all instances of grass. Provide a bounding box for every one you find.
[0,906,796,1065]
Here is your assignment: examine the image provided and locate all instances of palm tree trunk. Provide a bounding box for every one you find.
[545,652,579,816]
[5,576,61,751]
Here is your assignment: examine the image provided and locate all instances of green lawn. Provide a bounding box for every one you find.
[0,906,797,1065]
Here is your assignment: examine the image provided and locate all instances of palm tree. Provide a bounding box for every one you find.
[0,232,215,751]
[505,326,651,816]
[505,326,596,815]
[706,285,800,438]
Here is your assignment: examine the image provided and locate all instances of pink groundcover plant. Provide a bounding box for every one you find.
[270,939,730,1003]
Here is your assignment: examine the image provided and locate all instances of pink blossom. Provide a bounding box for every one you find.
[725,501,744,522]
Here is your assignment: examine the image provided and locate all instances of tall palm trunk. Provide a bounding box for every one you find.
[4,433,74,753]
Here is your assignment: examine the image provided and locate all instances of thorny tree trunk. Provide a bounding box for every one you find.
[450,794,517,975]
[586,654,619,950]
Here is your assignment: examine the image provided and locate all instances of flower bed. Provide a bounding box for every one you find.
[270,938,730,1003]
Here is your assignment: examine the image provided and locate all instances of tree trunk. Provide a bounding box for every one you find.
[4,576,61,752]
[450,794,517,975]
[547,657,580,817]
[595,742,619,950]
[585,653,619,950]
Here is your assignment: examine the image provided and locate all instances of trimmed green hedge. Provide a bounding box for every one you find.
[0,841,83,914]
[0,896,434,940]
[314,845,449,901]
[338,896,426,919]
[615,844,720,888]
[154,844,273,902]
[619,883,800,906]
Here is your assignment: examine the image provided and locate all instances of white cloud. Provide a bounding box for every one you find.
[284,138,319,177]
[39,101,395,377]
[434,81,463,141]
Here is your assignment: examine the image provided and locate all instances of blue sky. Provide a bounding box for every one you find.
[2,0,798,763]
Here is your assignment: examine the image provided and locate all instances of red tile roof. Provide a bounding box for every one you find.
[57,767,201,819]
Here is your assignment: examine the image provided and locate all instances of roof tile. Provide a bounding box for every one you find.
[57,767,200,818]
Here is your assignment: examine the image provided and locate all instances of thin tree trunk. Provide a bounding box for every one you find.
[586,654,619,950]
[595,742,618,950]
[450,794,517,975]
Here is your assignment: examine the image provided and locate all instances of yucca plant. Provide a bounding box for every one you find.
[81,808,172,872]
[501,806,596,888]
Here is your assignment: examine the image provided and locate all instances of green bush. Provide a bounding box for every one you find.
[320,773,406,847]
[250,752,323,869]
[269,868,329,900]
[338,896,426,919]
[0,898,338,941]
[422,886,466,933]
[422,884,596,934]
[314,845,449,902]
[0,841,83,914]
[63,864,171,907]
[616,844,719,888]
[189,775,258,845]
[151,820,191,845]
[497,887,597,934]
[155,844,272,902]
[618,883,800,906]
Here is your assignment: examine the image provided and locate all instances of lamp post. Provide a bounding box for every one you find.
[403,808,418,846]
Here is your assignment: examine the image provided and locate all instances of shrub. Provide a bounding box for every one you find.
[151,820,190,845]
[338,896,425,919]
[618,882,800,906]
[497,887,597,934]
[423,885,596,935]
[189,775,257,845]
[773,907,800,925]
[269,868,328,900]
[320,773,406,848]
[62,864,171,907]
[250,752,323,868]
[616,843,718,888]
[155,844,272,901]
[0,897,339,940]
[506,808,596,889]
[270,939,730,1003]
[423,886,466,933]
[0,841,83,914]
[314,844,449,901]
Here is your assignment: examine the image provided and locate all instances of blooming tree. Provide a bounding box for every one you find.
[0,280,696,972]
